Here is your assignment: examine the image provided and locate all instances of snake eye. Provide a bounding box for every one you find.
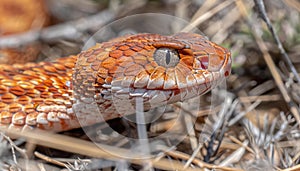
[153,48,180,68]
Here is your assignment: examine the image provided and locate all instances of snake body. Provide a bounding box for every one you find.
[0,32,231,131]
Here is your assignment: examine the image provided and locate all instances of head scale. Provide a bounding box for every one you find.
[73,32,231,120]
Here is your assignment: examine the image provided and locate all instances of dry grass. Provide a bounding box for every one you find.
[0,0,300,170]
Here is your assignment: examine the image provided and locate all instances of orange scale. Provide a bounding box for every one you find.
[44,65,57,73]
[9,86,26,96]
[134,42,145,48]
[117,55,134,63]
[53,99,65,105]
[163,69,177,89]
[180,49,193,56]
[143,45,154,51]
[25,89,40,98]
[24,104,36,113]
[86,55,97,63]
[145,63,155,74]
[133,55,147,61]
[48,87,58,93]
[118,45,130,51]
[52,93,63,99]
[149,66,166,79]
[124,64,144,76]
[52,63,66,71]
[124,42,135,47]
[0,102,7,110]
[105,76,112,84]
[214,45,227,57]
[12,111,26,125]
[93,46,104,54]
[8,103,22,113]
[0,85,8,94]
[23,70,38,77]
[44,99,54,105]
[1,79,17,87]
[109,50,123,58]
[97,68,108,77]
[32,97,44,104]
[101,57,116,69]
[1,93,16,103]
[64,62,75,69]
[17,95,31,105]
[2,65,15,71]
[12,75,29,81]
[52,82,65,89]
[29,78,42,85]
[130,46,143,52]
[91,60,101,71]
[18,81,35,90]
[107,65,120,74]
[180,56,194,68]
[123,49,135,56]
[147,66,166,89]
[32,67,45,74]
[83,49,94,57]
[25,112,38,126]
[102,42,113,49]
[0,111,12,124]
[57,112,70,120]
[43,79,54,87]
[40,92,52,99]
[96,77,105,85]
[150,61,159,68]
[35,84,48,92]
[96,51,109,61]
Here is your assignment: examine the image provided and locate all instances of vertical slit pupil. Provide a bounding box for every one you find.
[166,51,171,65]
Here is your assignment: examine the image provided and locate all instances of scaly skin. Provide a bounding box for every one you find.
[0,32,231,131]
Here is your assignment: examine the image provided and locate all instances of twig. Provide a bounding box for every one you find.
[238,94,281,103]
[228,135,255,154]
[34,151,66,167]
[0,132,28,167]
[157,145,243,171]
[181,0,235,32]
[190,0,218,22]
[228,99,261,126]
[253,0,300,83]
[281,164,300,171]
[235,0,300,128]
[0,127,200,171]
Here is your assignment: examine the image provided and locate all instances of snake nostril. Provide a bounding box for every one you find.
[224,71,229,77]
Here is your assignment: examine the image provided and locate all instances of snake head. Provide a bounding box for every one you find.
[73,32,231,118]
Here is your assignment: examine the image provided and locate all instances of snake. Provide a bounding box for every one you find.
[0,32,231,132]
